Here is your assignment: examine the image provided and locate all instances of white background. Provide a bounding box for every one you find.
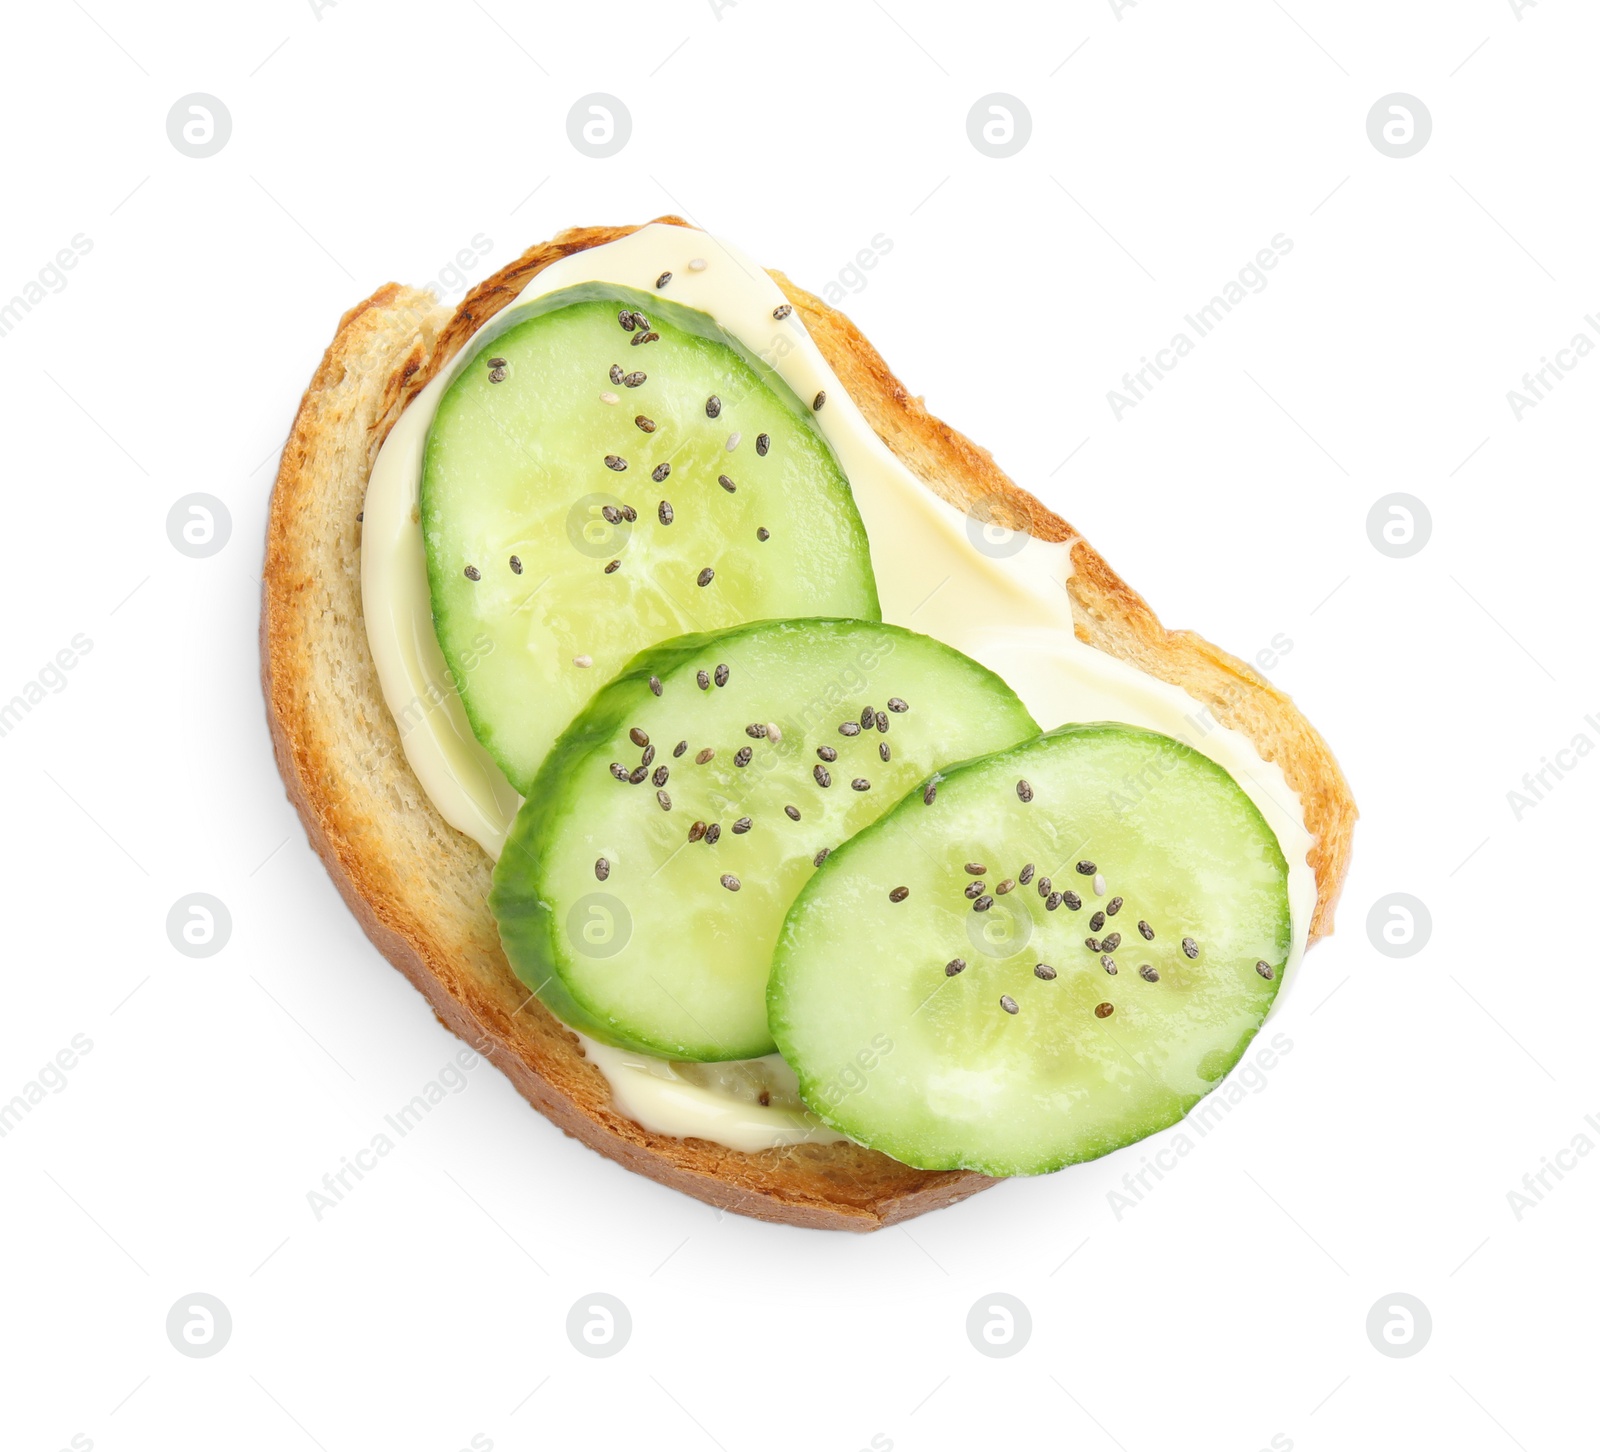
[1,2,1593,1449]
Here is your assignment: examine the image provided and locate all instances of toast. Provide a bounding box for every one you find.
[260,217,1356,1231]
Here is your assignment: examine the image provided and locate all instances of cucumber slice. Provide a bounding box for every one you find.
[490,621,1038,1061]
[422,286,879,793]
[769,724,1292,1175]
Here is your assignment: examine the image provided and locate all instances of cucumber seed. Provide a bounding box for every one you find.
[1102,956,1118,974]
[595,858,610,880]
[608,763,629,781]
[706,395,722,418]
[875,711,889,733]
[1019,863,1036,885]
[735,746,752,767]
[1037,876,1052,897]
[600,391,620,405]
[888,698,909,713]
[860,707,875,729]
[732,818,751,834]
[879,742,891,762]
[640,745,655,767]
[889,886,909,902]
[726,432,741,451]
[602,506,622,524]
[1076,861,1096,876]
[609,365,624,383]
[721,873,740,891]
[636,415,656,432]
[1256,961,1275,980]
[628,766,647,784]
[945,958,966,977]
[1045,892,1062,911]
[1095,1002,1115,1019]
[653,767,669,788]
[756,527,771,541]
[745,722,768,738]
[813,390,826,410]
[655,271,672,289]
[773,303,793,320]
[965,881,985,900]
[1107,897,1123,916]
[756,433,771,455]
[1138,920,1154,940]
[852,778,871,792]
[464,565,481,581]
[719,474,737,493]
[1034,964,1057,980]
[1140,965,1160,983]
[695,748,715,765]
[714,664,729,686]
[605,560,620,574]
[814,765,832,787]
[656,790,671,811]
[689,257,707,271]
[629,727,649,748]
[923,783,938,804]
[814,848,830,866]
[1182,937,1200,959]
[605,455,627,471]
[1102,933,1121,952]
[673,740,688,757]
[705,824,722,844]
[1016,779,1034,802]
[1085,937,1100,952]
[817,746,838,762]
[649,675,662,696]
[785,805,802,821]
[1093,873,1106,896]
[623,371,646,387]
[839,721,862,737]
[659,500,674,525]
[688,821,707,843]
[698,670,711,690]
[574,654,593,668]
[996,879,1016,895]
[697,567,715,587]
[509,555,523,573]
[1090,911,1106,931]
[618,310,636,331]
[652,462,671,482]
[1063,891,1082,910]
[1000,995,1019,1014]
[973,895,993,912]
[965,863,988,876]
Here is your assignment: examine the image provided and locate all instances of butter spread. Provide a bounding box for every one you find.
[362,224,1317,1152]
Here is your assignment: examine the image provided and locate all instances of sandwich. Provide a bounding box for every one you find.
[261,216,1355,1230]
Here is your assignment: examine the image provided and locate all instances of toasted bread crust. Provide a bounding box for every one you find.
[261,217,1354,1231]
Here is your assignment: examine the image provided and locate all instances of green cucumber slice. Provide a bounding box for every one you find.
[490,620,1038,1061]
[769,724,1292,1175]
[422,285,880,793]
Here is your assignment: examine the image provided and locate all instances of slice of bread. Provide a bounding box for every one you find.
[261,217,1356,1231]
